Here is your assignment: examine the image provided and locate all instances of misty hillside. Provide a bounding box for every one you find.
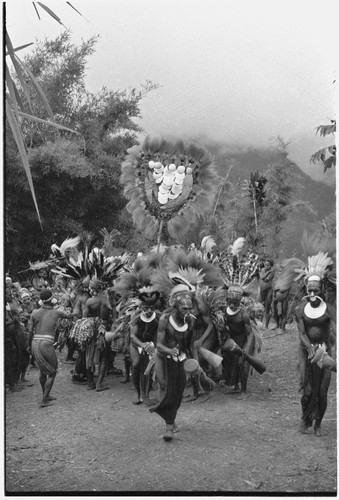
[194,139,335,257]
[202,141,335,220]
[288,129,336,187]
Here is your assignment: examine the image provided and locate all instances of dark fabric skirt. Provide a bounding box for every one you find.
[32,339,58,376]
[139,351,152,398]
[150,356,186,425]
[301,360,331,426]
[223,332,255,387]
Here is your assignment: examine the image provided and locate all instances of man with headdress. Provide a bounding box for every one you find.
[28,290,77,407]
[149,284,195,441]
[81,278,112,391]
[258,257,275,329]
[70,276,91,383]
[50,235,81,267]
[129,288,160,405]
[221,285,256,399]
[32,267,49,293]
[19,289,35,327]
[295,273,336,436]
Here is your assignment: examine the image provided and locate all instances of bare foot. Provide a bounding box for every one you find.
[314,426,322,437]
[120,378,130,384]
[173,423,180,433]
[47,396,57,401]
[132,398,143,405]
[183,393,199,402]
[87,384,96,390]
[96,386,109,392]
[40,401,53,408]
[237,392,247,401]
[163,429,174,441]
[144,398,159,406]
[195,393,211,403]
[299,419,308,434]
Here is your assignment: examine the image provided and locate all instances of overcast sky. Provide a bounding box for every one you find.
[5,0,337,181]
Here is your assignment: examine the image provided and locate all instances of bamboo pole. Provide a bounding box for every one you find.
[212,164,233,218]
[156,219,164,253]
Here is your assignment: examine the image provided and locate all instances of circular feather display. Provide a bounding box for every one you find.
[120,136,219,241]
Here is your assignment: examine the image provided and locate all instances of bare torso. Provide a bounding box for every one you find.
[30,306,72,338]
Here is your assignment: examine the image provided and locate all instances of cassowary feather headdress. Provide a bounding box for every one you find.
[113,252,169,305]
[151,248,223,300]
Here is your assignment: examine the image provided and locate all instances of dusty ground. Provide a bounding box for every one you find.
[5,323,337,495]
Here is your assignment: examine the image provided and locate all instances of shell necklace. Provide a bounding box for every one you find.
[169,314,188,332]
[304,301,327,319]
[140,312,156,323]
[227,306,240,316]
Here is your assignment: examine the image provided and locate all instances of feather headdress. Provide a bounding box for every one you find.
[274,258,306,291]
[114,252,168,300]
[28,261,50,271]
[51,235,81,258]
[51,247,129,289]
[229,237,246,256]
[274,231,335,292]
[166,250,223,288]
[219,238,259,289]
[120,136,219,241]
[301,231,336,262]
[201,235,216,254]
[151,248,223,301]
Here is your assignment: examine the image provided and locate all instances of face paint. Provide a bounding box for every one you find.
[227,299,241,310]
[142,306,154,318]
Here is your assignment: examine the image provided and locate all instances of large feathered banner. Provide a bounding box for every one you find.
[120,136,219,242]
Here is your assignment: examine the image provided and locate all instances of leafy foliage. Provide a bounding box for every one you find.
[5,32,159,275]
[310,119,336,172]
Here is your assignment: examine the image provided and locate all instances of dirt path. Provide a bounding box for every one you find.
[5,324,337,494]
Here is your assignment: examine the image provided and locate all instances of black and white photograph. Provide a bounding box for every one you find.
[4,0,336,495]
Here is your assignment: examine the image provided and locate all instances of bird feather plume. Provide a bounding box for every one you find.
[168,268,204,289]
[230,237,246,256]
[201,235,216,254]
[301,231,336,261]
[29,261,50,271]
[59,236,81,256]
[307,252,333,278]
[274,258,307,291]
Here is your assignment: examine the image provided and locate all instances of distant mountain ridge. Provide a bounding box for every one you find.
[199,138,335,220]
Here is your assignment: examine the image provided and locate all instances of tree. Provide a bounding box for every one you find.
[5,2,89,223]
[236,170,267,249]
[310,119,336,172]
[5,32,159,274]
[259,138,314,258]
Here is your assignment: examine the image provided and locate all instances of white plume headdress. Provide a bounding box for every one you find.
[219,238,259,289]
[274,231,335,291]
[51,235,81,257]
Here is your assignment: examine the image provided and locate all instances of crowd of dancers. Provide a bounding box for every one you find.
[5,232,336,440]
